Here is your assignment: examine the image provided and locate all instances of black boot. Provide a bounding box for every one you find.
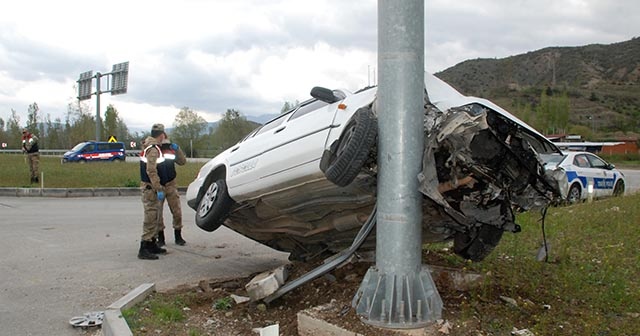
[149,238,167,254]
[138,241,159,260]
[174,230,186,246]
[157,230,165,247]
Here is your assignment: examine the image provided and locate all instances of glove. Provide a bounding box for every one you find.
[170,143,179,151]
[157,191,165,201]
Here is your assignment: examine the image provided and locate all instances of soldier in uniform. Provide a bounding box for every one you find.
[138,123,171,260]
[156,136,188,246]
[21,129,40,184]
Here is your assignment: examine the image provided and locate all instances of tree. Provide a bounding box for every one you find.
[26,102,40,134]
[104,104,130,142]
[7,109,22,149]
[210,109,257,151]
[171,107,208,157]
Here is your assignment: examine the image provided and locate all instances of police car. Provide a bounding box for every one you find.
[542,151,625,203]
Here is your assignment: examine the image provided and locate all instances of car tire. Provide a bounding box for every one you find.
[195,179,235,232]
[324,106,377,187]
[613,180,625,197]
[567,183,582,204]
[453,224,504,262]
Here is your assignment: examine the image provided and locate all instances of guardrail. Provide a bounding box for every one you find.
[0,149,142,156]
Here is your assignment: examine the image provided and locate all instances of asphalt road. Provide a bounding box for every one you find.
[0,196,288,336]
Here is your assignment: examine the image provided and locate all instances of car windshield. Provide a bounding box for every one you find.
[71,142,87,152]
[540,153,566,166]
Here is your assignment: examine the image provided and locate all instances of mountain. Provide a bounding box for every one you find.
[435,38,640,137]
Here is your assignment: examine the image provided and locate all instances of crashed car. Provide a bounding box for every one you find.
[186,72,565,262]
[541,151,624,203]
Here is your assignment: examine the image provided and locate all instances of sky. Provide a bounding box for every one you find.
[1,0,638,133]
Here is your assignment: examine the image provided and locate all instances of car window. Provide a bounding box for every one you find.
[586,154,608,169]
[255,114,288,136]
[97,143,109,151]
[289,100,330,121]
[574,154,590,168]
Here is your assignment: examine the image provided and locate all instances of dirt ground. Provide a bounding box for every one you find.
[127,250,499,336]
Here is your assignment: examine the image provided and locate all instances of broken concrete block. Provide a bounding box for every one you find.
[246,268,286,301]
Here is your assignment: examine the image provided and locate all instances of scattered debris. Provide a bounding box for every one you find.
[252,324,279,336]
[500,296,518,307]
[245,265,289,301]
[543,304,551,310]
[230,294,251,304]
[69,311,104,329]
[511,327,535,336]
[437,319,452,334]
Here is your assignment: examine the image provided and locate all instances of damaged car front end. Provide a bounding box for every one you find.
[186,72,566,262]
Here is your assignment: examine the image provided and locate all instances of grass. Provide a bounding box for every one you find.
[0,154,204,188]
[122,293,191,332]
[425,195,640,335]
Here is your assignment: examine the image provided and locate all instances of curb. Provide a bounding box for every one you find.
[102,283,155,336]
[0,187,187,197]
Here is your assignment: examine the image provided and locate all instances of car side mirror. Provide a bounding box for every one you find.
[607,163,615,170]
[310,86,340,103]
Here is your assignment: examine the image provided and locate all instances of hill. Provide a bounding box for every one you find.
[435,38,640,138]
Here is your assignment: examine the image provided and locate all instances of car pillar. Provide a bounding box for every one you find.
[353,0,442,328]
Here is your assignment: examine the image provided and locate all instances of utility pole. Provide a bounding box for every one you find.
[354,0,442,329]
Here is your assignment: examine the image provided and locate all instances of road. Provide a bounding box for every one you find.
[620,169,640,195]
[0,196,288,336]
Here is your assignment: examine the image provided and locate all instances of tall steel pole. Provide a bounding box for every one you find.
[95,72,102,141]
[354,0,442,329]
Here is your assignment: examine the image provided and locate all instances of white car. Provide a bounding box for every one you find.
[541,151,625,203]
[186,72,565,262]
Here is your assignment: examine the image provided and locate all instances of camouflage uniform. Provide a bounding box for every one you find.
[157,138,187,243]
[138,124,171,259]
[21,129,40,183]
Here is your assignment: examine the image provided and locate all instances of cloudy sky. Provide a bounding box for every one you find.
[1,0,638,132]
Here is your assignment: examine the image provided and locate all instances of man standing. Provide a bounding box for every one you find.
[21,129,40,184]
[156,136,188,246]
[138,123,170,260]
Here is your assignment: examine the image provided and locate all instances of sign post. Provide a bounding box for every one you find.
[76,62,129,141]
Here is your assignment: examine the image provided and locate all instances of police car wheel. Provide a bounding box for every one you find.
[613,180,625,197]
[567,184,581,204]
[195,179,234,232]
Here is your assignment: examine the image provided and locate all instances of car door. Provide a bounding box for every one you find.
[226,114,290,193]
[585,153,616,197]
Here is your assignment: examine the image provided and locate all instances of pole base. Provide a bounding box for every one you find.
[352,265,442,329]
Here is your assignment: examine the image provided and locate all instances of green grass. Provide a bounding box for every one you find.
[122,293,192,334]
[425,195,640,335]
[0,154,204,188]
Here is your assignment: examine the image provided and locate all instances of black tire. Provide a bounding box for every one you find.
[613,180,625,197]
[453,225,504,262]
[567,183,582,204]
[195,179,235,232]
[324,107,377,187]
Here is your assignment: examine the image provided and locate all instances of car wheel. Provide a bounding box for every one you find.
[195,179,235,232]
[453,225,504,262]
[613,180,625,197]
[324,106,377,187]
[567,183,582,204]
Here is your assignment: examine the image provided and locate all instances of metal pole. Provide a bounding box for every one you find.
[95,72,102,141]
[354,0,442,329]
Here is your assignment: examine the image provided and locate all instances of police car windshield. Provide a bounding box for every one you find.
[71,142,88,151]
